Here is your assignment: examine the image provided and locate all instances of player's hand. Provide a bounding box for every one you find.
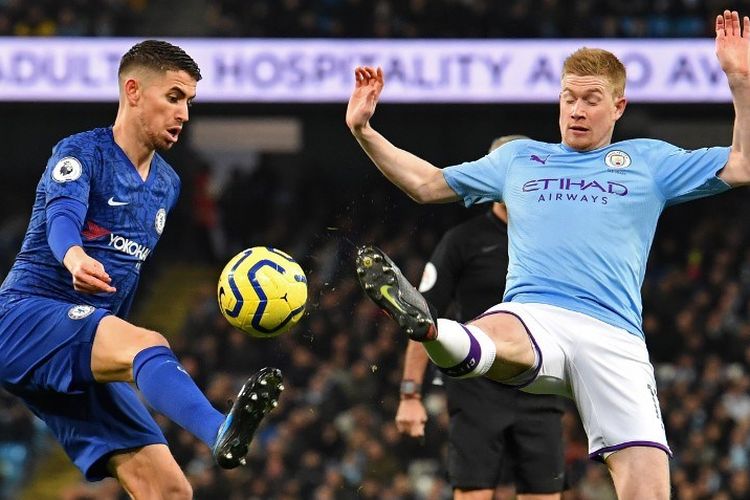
[345,66,384,135]
[716,10,750,82]
[63,246,116,294]
[395,398,427,438]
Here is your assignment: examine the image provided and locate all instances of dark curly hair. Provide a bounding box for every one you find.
[119,40,201,82]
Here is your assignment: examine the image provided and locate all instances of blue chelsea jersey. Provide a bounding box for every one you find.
[1,127,181,317]
[443,138,731,338]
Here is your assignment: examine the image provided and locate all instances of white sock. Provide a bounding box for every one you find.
[422,319,496,379]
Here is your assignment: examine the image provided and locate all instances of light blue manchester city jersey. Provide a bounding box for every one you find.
[1,128,180,317]
[443,139,731,338]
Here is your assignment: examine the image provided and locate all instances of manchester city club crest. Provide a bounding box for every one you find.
[604,150,632,169]
[52,157,83,183]
[68,304,95,320]
[155,208,167,235]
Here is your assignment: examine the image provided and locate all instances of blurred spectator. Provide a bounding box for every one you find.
[55,6,87,36]
[12,5,54,36]
[190,162,225,262]
[0,0,730,38]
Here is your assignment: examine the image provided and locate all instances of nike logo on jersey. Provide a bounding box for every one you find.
[530,154,550,165]
[480,244,501,253]
[108,197,129,207]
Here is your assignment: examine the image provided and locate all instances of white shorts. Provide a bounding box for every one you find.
[479,302,671,461]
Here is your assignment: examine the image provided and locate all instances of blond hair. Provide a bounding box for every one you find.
[489,134,529,153]
[562,48,626,98]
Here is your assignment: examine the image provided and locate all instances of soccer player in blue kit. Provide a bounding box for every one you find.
[347,10,750,500]
[0,40,282,498]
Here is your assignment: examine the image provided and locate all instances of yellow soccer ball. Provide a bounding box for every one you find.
[217,247,307,338]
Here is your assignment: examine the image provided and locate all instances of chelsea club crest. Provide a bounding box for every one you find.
[68,305,95,320]
[155,208,166,235]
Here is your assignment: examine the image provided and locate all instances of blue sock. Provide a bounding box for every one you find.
[133,346,225,447]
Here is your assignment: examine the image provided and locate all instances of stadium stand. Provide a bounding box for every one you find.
[0,0,735,38]
[1,2,749,498]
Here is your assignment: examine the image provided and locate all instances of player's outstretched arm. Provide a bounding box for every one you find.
[395,340,429,438]
[345,66,459,204]
[716,9,750,186]
[63,246,116,294]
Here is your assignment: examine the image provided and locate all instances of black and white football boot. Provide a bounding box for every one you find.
[354,245,437,341]
[212,367,284,469]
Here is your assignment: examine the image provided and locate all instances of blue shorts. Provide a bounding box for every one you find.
[0,294,166,481]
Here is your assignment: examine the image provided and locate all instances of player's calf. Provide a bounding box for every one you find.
[109,445,192,500]
[355,245,437,341]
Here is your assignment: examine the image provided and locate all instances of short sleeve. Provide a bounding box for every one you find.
[442,140,526,207]
[649,140,731,206]
[44,139,94,207]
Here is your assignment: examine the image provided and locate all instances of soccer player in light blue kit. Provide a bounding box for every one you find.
[346,10,750,499]
[0,41,282,498]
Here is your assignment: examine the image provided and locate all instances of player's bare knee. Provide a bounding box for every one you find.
[122,470,192,500]
[161,474,192,500]
[607,446,670,499]
[120,327,170,364]
[92,324,171,382]
[135,327,170,350]
[114,327,169,369]
[121,328,171,379]
[114,451,192,499]
[471,315,535,366]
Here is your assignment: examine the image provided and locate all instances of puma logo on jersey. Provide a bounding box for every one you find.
[530,154,550,165]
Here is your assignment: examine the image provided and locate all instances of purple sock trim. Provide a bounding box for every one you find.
[438,324,483,377]
[469,309,542,389]
[590,441,673,463]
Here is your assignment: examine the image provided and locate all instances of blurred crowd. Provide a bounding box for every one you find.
[3,155,749,498]
[0,0,142,37]
[1,0,749,38]
[1,0,750,498]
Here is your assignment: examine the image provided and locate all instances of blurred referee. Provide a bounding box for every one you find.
[396,135,567,500]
